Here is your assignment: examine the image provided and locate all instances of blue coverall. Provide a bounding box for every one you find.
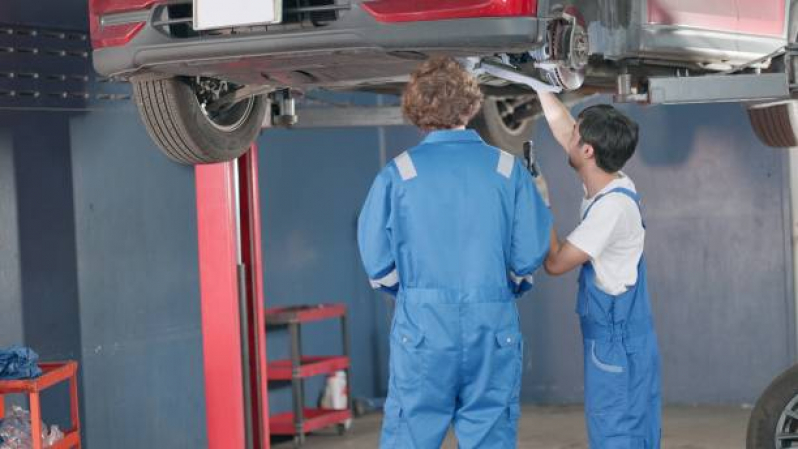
[358,129,552,448]
[578,188,661,449]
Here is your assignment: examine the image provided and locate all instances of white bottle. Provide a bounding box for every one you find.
[321,370,352,429]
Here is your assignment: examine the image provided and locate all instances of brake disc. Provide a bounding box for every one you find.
[529,11,589,91]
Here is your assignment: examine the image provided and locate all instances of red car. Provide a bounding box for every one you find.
[89,0,796,165]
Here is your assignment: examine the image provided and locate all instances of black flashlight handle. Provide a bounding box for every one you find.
[523,140,540,178]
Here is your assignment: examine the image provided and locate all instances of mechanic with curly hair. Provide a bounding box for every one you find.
[358,56,552,448]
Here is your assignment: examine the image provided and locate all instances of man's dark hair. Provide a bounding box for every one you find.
[577,104,639,173]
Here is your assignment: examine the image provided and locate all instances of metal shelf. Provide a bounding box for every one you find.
[267,356,350,381]
[270,408,352,436]
[266,303,351,445]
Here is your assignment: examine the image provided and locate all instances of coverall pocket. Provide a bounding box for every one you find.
[585,340,628,414]
[390,322,426,390]
[492,330,523,393]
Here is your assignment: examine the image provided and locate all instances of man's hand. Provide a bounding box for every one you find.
[538,92,577,155]
[545,228,590,276]
[534,174,551,208]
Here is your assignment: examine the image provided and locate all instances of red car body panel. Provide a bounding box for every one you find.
[361,0,538,23]
[89,0,164,48]
[91,23,145,48]
[648,0,786,37]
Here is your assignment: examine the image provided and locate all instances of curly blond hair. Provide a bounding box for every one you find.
[402,56,484,130]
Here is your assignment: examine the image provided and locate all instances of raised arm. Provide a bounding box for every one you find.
[538,92,577,153]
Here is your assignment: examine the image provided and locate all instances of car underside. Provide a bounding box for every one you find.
[89,0,797,164]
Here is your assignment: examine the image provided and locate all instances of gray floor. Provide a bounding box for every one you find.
[275,406,751,449]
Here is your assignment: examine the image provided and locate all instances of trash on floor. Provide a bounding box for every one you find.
[0,406,64,448]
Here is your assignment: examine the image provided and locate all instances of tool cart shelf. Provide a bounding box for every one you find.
[265,304,352,446]
[0,361,81,449]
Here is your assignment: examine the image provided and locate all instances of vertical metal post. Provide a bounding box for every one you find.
[195,161,247,449]
[232,152,255,449]
[196,146,271,448]
[238,263,255,449]
[69,373,81,442]
[341,312,352,414]
[289,321,305,445]
[29,393,42,449]
[237,147,271,448]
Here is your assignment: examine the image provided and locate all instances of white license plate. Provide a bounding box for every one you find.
[193,0,282,30]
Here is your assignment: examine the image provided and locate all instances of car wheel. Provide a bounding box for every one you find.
[746,364,798,448]
[747,100,798,148]
[132,76,268,165]
[745,2,798,149]
[470,96,537,155]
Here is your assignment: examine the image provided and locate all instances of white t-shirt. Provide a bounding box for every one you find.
[566,173,645,295]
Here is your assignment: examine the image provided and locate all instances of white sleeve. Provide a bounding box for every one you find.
[566,197,626,259]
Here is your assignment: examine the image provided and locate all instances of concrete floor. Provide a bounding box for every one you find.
[274,406,751,449]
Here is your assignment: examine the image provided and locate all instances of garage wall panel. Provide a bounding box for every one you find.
[0,128,23,347]
[70,110,208,448]
[526,98,795,405]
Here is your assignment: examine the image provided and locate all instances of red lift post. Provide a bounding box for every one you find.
[195,146,270,449]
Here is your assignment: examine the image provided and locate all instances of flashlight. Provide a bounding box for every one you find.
[523,140,540,178]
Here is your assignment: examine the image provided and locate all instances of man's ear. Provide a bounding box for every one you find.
[582,143,595,160]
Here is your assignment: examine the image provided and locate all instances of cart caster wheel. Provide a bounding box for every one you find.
[337,423,348,436]
[353,399,367,417]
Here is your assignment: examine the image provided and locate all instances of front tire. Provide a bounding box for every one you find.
[132,76,268,165]
[746,364,798,448]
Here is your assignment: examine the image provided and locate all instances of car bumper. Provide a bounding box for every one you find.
[93,5,546,80]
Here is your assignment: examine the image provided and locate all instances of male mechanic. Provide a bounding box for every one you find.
[538,91,661,448]
[358,57,552,448]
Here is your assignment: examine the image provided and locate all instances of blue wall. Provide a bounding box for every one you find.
[69,108,208,448]
[524,97,795,404]
[258,101,426,412]
[259,126,390,411]
[260,96,796,409]
[0,113,83,425]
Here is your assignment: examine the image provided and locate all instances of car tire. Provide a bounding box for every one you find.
[470,97,537,156]
[747,100,798,148]
[746,363,798,448]
[132,76,268,165]
[745,2,798,149]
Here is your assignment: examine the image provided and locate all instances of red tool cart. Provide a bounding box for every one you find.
[0,361,81,449]
[265,304,352,446]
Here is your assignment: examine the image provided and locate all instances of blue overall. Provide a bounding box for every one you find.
[578,188,661,449]
[357,130,552,448]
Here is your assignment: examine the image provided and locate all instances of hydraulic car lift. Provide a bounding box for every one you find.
[195,147,271,449]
